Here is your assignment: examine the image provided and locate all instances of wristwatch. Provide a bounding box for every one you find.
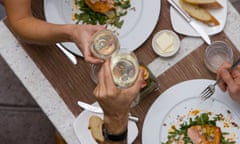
[102,124,128,142]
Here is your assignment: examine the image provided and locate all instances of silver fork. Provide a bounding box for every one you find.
[200,57,240,101]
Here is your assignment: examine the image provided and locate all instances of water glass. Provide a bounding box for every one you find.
[204,41,233,73]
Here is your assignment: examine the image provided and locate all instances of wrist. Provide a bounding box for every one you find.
[102,124,128,142]
[104,113,128,135]
[62,24,77,42]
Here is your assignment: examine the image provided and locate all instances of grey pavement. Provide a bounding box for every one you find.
[0,5,55,144]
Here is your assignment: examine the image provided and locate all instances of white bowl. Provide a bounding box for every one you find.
[152,30,180,57]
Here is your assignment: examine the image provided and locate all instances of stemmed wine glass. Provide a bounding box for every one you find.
[90,29,120,84]
[90,30,139,88]
[90,29,120,59]
[110,48,139,88]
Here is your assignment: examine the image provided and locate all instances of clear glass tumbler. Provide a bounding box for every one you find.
[204,41,234,73]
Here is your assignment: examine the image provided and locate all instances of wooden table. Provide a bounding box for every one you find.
[1,0,240,144]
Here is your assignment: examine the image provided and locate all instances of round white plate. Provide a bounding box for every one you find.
[73,102,138,144]
[44,0,161,56]
[170,0,227,37]
[142,79,240,144]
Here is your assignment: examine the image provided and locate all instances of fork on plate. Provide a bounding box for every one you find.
[200,57,240,101]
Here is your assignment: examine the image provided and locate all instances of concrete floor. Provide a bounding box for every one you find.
[0,1,240,144]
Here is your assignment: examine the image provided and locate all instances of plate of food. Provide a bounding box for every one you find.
[170,0,227,37]
[73,102,138,144]
[142,79,240,144]
[44,0,161,56]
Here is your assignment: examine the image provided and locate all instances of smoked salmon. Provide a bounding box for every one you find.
[84,0,115,14]
[187,125,221,144]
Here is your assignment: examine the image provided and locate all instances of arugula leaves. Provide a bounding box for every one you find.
[74,0,131,28]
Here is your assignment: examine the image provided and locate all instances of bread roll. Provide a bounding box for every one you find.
[183,0,223,9]
[88,115,104,143]
[179,0,220,26]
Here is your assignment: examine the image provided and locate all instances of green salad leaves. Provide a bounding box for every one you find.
[74,0,131,28]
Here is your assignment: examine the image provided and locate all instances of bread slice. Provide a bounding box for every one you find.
[183,0,223,9]
[183,0,216,4]
[88,115,104,143]
[199,2,223,9]
[179,0,220,26]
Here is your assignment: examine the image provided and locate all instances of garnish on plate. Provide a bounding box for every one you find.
[73,0,132,28]
[161,112,237,144]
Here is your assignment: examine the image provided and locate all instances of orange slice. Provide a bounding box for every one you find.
[139,65,149,80]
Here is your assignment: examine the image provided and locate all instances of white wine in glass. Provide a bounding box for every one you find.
[110,51,139,88]
[91,29,120,59]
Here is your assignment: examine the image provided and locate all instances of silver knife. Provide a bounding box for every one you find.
[56,43,77,65]
[168,0,211,45]
[77,101,139,122]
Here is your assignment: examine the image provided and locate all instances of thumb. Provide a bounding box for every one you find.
[130,69,144,94]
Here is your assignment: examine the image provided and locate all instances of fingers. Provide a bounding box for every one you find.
[80,41,104,64]
[217,62,231,91]
[236,65,240,72]
[103,59,117,87]
[75,25,105,64]
[219,69,235,93]
[88,24,106,32]
[231,65,240,80]
[85,55,104,64]
[124,68,144,101]
[216,62,231,80]
[131,69,144,93]
[95,59,117,97]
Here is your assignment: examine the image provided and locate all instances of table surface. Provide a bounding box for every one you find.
[1,1,240,144]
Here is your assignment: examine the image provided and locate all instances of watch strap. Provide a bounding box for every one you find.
[102,124,128,141]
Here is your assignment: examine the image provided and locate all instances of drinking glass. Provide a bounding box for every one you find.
[90,29,120,84]
[110,49,139,88]
[204,41,233,73]
[90,29,120,59]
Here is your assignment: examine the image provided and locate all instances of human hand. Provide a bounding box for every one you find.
[93,58,144,117]
[71,24,105,64]
[216,62,240,103]
[93,59,144,134]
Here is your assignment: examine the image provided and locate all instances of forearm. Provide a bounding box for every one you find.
[4,0,75,44]
[7,17,74,44]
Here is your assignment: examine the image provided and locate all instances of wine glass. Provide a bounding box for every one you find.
[90,29,120,59]
[90,29,120,84]
[110,49,139,88]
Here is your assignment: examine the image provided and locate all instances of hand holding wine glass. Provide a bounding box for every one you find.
[90,29,120,83]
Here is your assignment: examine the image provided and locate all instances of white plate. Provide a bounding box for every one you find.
[170,0,227,37]
[142,79,240,144]
[44,0,161,56]
[73,102,138,144]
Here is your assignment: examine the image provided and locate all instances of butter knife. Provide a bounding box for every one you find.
[77,101,139,122]
[56,43,77,65]
[168,0,211,45]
